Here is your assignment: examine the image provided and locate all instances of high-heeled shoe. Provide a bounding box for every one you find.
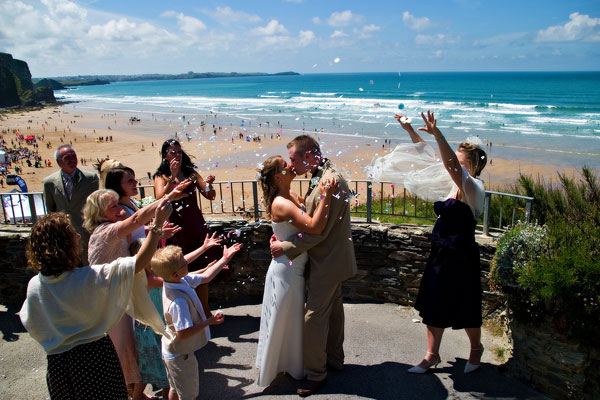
[408,352,441,374]
[464,344,484,373]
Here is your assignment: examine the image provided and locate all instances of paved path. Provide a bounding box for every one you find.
[0,300,546,399]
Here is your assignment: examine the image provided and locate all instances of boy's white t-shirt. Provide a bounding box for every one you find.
[162,274,203,360]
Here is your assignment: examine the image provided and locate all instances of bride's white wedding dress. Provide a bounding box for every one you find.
[255,220,307,387]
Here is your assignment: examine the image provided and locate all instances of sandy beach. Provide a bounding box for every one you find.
[0,104,583,198]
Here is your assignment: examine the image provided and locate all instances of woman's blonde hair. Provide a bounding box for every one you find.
[82,189,119,233]
[458,142,487,177]
[151,245,183,280]
[27,212,80,276]
[257,156,284,219]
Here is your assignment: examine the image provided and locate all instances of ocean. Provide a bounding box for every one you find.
[57,72,600,168]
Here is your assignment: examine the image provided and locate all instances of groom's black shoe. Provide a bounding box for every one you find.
[297,378,327,397]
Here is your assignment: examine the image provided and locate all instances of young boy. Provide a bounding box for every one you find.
[152,242,242,400]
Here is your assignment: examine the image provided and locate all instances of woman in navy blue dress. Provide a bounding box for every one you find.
[397,111,488,374]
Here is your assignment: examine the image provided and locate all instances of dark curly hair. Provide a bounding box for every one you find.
[153,139,196,179]
[257,156,284,219]
[27,212,81,276]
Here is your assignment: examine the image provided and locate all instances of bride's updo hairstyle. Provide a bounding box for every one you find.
[457,142,487,178]
[258,156,284,219]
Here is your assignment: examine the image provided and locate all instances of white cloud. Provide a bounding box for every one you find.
[331,30,348,38]
[415,33,459,46]
[328,10,362,27]
[354,24,381,38]
[312,17,321,25]
[402,11,434,31]
[253,19,288,36]
[203,6,261,26]
[536,12,600,42]
[298,30,315,46]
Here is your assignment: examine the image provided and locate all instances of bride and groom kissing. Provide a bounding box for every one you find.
[256,135,357,397]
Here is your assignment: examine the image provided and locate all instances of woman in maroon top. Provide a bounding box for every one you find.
[153,139,223,315]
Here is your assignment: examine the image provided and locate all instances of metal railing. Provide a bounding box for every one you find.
[1,180,533,234]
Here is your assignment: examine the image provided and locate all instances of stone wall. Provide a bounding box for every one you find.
[0,220,499,311]
[505,319,600,400]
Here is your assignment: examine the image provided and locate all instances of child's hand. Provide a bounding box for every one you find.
[209,312,224,325]
[222,243,243,261]
[203,232,222,249]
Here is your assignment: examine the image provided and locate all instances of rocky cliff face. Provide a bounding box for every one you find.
[34,78,65,90]
[0,64,21,107]
[0,53,55,107]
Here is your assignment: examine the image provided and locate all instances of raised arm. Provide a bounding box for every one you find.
[272,175,349,260]
[418,110,463,187]
[194,171,217,201]
[135,199,172,273]
[117,180,191,238]
[272,178,338,235]
[184,232,222,264]
[395,114,426,144]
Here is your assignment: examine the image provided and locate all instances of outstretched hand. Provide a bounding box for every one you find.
[203,232,222,249]
[418,110,441,137]
[222,243,243,261]
[161,221,181,239]
[395,114,413,131]
[154,198,173,227]
[166,179,192,201]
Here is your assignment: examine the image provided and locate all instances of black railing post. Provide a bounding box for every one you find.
[483,191,491,235]
[252,181,259,222]
[27,193,37,224]
[366,182,372,223]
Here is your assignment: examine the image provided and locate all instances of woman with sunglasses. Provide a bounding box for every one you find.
[153,139,223,316]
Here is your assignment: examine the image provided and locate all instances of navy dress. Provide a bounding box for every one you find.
[414,198,482,329]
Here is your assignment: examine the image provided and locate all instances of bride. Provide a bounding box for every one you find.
[255,155,337,387]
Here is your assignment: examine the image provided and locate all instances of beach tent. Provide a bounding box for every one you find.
[24,136,35,140]
[0,150,5,164]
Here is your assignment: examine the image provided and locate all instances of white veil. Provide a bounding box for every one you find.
[365,142,457,202]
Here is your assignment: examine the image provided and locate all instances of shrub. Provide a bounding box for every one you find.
[490,221,549,290]
[491,167,600,341]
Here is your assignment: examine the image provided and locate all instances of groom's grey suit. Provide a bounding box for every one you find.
[280,159,357,382]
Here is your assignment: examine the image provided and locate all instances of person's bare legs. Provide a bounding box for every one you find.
[411,325,444,369]
[465,327,483,364]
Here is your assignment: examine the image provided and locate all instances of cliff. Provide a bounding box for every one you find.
[0,53,55,107]
[34,78,65,90]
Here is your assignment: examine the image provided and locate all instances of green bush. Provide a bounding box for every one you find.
[490,221,549,290]
[491,167,600,340]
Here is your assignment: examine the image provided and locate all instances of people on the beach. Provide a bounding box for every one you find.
[42,144,99,266]
[153,139,223,317]
[255,155,338,387]
[270,135,357,396]
[393,111,487,374]
[19,200,172,399]
[152,242,243,400]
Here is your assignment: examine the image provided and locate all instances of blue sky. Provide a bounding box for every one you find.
[1,0,599,77]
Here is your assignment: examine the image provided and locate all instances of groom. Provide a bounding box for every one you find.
[270,135,357,397]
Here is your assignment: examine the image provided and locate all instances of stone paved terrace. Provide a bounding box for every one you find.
[0,300,547,399]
